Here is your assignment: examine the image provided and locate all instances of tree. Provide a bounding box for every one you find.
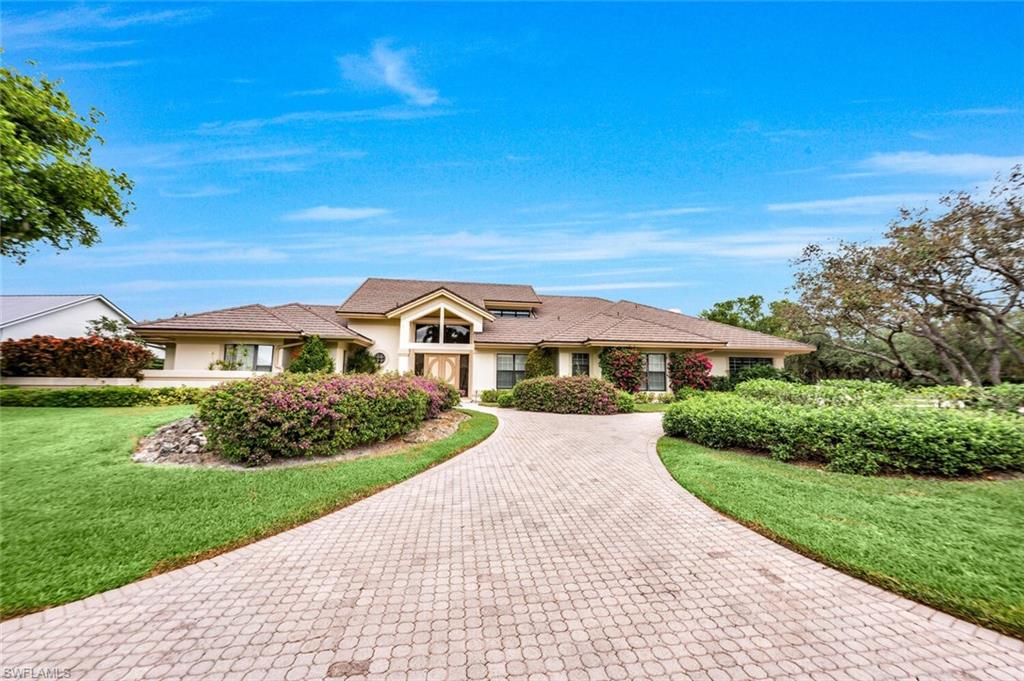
[789,169,1024,385]
[85,315,138,342]
[524,347,556,378]
[699,295,783,335]
[286,335,335,373]
[346,348,379,374]
[1,63,133,263]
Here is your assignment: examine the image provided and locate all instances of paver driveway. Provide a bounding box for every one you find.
[3,409,1023,681]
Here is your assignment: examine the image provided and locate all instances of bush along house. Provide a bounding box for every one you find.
[129,277,814,395]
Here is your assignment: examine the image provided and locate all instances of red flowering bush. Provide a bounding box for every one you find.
[512,375,626,415]
[669,352,712,391]
[408,375,461,418]
[198,373,434,466]
[0,335,153,378]
[598,347,645,393]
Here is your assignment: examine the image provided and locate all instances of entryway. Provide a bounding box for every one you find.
[418,353,470,395]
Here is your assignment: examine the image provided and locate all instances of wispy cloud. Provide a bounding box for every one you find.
[57,59,146,71]
[619,206,715,219]
[198,107,452,135]
[736,122,821,141]
[158,186,239,199]
[286,88,333,97]
[111,276,367,293]
[3,5,205,50]
[766,193,935,214]
[282,206,390,222]
[339,39,440,106]
[108,143,358,172]
[54,239,288,268]
[536,281,692,292]
[852,151,1024,176]
[946,107,1019,116]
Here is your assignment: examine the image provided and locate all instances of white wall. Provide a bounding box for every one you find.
[471,351,497,394]
[345,320,401,372]
[164,336,290,371]
[1,299,131,341]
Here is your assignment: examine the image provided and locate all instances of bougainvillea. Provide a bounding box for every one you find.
[668,352,712,391]
[0,335,153,378]
[598,347,645,393]
[408,375,462,418]
[512,375,624,415]
[198,373,453,466]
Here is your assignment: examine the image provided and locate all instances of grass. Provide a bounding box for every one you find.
[0,406,497,618]
[657,437,1024,637]
[633,403,671,412]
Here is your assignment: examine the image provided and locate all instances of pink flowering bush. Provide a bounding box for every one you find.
[408,375,461,418]
[512,375,628,415]
[199,373,433,466]
[598,347,645,393]
[668,352,712,391]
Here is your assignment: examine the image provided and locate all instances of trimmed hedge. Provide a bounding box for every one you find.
[496,392,515,408]
[735,378,904,406]
[512,376,625,415]
[1,335,153,378]
[409,375,461,418]
[0,386,206,407]
[479,389,510,404]
[662,393,1024,476]
[198,373,436,466]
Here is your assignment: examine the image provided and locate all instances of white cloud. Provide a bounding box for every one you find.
[855,151,1024,176]
[766,193,934,214]
[3,6,204,50]
[58,60,146,71]
[282,206,390,222]
[947,107,1019,116]
[158,186,239,199]
[339,39,440,106]
[198,107,451,135]
[53,239,288,268]
[620,207,715,219]
[536,281,693,292]
[110,276,366,293]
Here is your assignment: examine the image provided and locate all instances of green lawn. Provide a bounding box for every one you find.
[634,403,671,412]
[0,406,497,618]
[657,437,1024,637]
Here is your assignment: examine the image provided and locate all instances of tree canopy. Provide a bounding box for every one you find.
[1,63,133,263]
[699,294,785,335]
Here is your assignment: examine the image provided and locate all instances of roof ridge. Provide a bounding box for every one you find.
[538,300,620,341]
[0,294,96,297]
[611,300,725,343]
[257,304,303,332]
[364,276,535,289]
[133,302,274,327]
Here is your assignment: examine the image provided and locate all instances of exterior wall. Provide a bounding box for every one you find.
[705,349,785,376]
[471,351,497,395]
[160,336,291,372]
[345,320,401,372]
[555,348,601,379]
[1,299,131,341]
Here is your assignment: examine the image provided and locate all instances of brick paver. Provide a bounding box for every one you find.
[3,409,1022,680]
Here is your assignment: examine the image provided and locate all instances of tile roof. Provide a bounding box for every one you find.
[338,278,540,315]
[130,279,814,353]
[131,303,365,340]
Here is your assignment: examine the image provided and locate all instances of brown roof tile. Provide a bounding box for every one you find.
[131,302,367,340]
[338,277,540,315]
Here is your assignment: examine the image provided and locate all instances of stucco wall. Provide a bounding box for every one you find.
[556,348,601,378]
[471,351,497,394]
[1,299,131,341]
[164,336,290,371]
[345,320,401,372]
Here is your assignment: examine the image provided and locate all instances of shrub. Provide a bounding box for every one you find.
[1,335,153,378]
[408,375,461,418]
[668,352,712,391]
[736,379,904,406]
[708,376,735,392]
[615,390,636,414]
[913,384,1024,414]
[662,393,1024,476]
[733,363,793,384]
[346,348,379,374]
[198,373,430,466]
[598,347,645,393]
[496,391,515,408]
[524,348,557,379]
[512,375,622,415]
[286,335,335,373]
[0,386,206,407]
[479,389,509,404]
[987,383,1024,413]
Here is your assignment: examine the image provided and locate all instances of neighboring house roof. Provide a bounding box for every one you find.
[0,294,134,328]
[130,303,370,342]
[338,277,541,315]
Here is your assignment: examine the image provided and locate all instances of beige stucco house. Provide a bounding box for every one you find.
[130,278,813,395]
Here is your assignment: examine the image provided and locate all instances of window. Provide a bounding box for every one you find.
[491,309,531,318]
[373,352,387,366]
[443,324,471,344]
[459,354,470,395]
[496,353,527,389]
[728,356,773,375]
[641,353,667,391]
[414,354,424,376]
[415,323,440,343]
[224,344,274,372]
[571,353,590,377]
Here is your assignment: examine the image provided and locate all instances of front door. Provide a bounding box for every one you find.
[423,354,459,386]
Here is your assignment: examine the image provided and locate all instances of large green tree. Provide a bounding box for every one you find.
[1,63,133,263]
[699,294,784,335]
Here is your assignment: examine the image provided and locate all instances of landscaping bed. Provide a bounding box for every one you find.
[657,437,1024,637]
[0,405,496,618]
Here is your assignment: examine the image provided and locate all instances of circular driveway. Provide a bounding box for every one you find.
[2,408,1022,680]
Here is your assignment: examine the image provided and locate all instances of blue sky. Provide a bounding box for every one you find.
[3,2,1023,321]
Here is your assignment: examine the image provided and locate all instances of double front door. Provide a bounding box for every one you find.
[420,353,469,396]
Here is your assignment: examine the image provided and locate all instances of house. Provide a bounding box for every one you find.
[130,277,814,394]
[0,294,135,341]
